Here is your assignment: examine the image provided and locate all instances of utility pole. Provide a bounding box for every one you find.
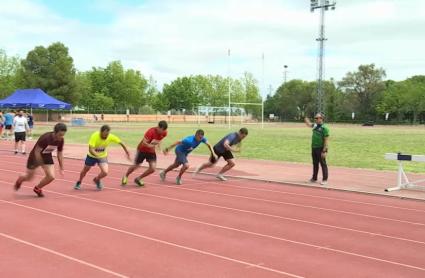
[261,53,265,129]
[227,49,231,129]
[283,65,288,84]
[310,0,336,114]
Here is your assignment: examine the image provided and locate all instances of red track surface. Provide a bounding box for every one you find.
[1,154,425,277]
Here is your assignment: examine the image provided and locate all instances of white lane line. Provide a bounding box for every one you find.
[0,231,129,278]
[0,199,303,278]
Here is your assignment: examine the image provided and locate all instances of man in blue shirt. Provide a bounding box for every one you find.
[194,127,248,181]
[3,110,14,139]
[160,129,215,185]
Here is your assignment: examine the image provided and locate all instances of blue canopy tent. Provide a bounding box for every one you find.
[0,88,72,121]
[0,88,71,109]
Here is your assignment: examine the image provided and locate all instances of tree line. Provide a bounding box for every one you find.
[1,42,425,123]
[265,64,425,123]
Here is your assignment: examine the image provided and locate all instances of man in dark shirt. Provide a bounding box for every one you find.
[14,123,67,197]
[194,128,248,181]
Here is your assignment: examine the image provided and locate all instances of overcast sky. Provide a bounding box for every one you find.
[1,0,424,96]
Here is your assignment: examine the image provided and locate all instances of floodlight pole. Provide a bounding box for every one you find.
[311,0,336,114]
[228,49,231,129]
[261,53,265,129]
[283,65,288,84]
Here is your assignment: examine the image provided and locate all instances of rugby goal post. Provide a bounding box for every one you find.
[384,153,425,192]
[197,103,264,127]
[230,102,264,128]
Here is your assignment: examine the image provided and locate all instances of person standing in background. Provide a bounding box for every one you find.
[13,110,29,155]
[3,110,14,140]
[304,113,330,185]
[0,111,4,138]
[27,112,34,140]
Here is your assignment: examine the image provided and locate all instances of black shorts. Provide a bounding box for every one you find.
[5,125,12,130]
[15,132,26,142]
[135,151,157,164]
[213,146,234,161]
[27,155,54,170]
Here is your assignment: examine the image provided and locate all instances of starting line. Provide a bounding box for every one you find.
[384,153,425,192]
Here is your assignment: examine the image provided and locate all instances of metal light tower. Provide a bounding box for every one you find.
[283,65,288,84]
[261,53,265,129]
[310,0,336,114]
[227,49,231,129]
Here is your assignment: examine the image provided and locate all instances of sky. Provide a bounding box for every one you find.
[1,0,424,96]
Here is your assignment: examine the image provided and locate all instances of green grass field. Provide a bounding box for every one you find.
[33,122,425,173]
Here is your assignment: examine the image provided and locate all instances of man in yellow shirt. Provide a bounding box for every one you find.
[74,125,130,190]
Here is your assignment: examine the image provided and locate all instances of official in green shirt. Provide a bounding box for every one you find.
[304,113,329,185]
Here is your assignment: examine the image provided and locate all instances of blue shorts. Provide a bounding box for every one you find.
[85,155,108,166]
[175,150,188,165]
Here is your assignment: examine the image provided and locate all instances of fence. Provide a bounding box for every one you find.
[62,113,252,124]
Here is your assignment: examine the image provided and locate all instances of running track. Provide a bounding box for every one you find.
[1,153,425,277]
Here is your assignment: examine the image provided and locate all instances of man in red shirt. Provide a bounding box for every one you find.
[121,120,168,186]
[14,123,67,197]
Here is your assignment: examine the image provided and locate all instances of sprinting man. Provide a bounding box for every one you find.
[304,113,329,185]
[195,128,248,181]
[14,123,67,197]
[160,129,215,185]
[121,120,168,187]
[13,110,29,154]
[3,110,14,140]
[74,125,130,190]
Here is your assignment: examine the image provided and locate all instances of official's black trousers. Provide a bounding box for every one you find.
[312,147,328,181]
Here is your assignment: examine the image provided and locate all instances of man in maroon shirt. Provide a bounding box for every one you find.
[121,121,168,187]
[14,123,67,197]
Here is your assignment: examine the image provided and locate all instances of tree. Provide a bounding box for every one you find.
[103,61,126,109]
[123,68,148,112]
[75,71,95,109]
[19,42,79,104]
[338,64,386,120]
[91,93,114,111]
[265,79,315,120]
[83,61,148,112]
[163,77,199,111]
[240,72,262,118]
[378,76,425,123]
[377,81,406,121]
[0,49,22,98]
[151,92,169,113]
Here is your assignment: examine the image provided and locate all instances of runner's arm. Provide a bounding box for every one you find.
[164,141,181,152]
[223,139,238,152]
[205,141,215,155]
[119,142,131,159]
[88,146,99,158]
[141,137,157,148]
[34,145,44,165]
[57,151,64,170]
